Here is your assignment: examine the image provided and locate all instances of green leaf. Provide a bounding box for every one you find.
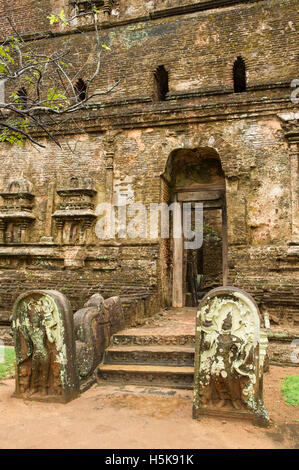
[45,88,70,110]
[281,375,299,407]
[59,9,68,26]
[0,46,14,63]
[47,14,59,25]
[0,63,8,74]
[59,61,69,68]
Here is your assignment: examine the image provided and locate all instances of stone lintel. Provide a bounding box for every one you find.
[56,188,97,197]
[52,210,96,219]
[0,212,35,221]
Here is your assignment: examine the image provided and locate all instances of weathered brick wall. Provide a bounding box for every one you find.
[0,0,298,330]
[0,0,52,38]
[2,1,298,100]
[1,115,297,324]
[0,243,159,314]
[94,0,298,100]
[0,133,106,242]
[48,0,298,103]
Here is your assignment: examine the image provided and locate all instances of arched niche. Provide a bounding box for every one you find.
[161,147,228,308]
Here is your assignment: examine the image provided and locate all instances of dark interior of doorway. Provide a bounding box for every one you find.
[184,208,223,307]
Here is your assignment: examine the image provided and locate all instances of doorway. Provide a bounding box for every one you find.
[162,147,227,308]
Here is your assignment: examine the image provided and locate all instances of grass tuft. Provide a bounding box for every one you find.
[281,375,299,407]
[0,347,15,379]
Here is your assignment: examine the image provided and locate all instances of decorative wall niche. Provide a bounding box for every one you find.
[52,176,97,244]
[0,178,35,243]
[69,0,115,15]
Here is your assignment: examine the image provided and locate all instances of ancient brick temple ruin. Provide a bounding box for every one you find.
[0,0,298,372]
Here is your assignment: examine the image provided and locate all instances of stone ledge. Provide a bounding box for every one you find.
[16,0,264,42]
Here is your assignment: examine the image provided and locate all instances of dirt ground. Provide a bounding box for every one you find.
[0,365,298,449]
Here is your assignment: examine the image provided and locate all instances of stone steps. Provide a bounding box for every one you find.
[104,345,195,367]
[97,323,299,390]
[111,333,195,347]
[97,364,194,389]
[97,331,195,389]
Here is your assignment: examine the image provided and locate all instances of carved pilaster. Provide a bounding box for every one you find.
[0,219,5,243]
[104,136,115,203]
[278,113,299,245]
[40,182,55,243]
[55,220,64,245]
[289,142,299,244]
[81,220,93,244]
[20,222,28,244]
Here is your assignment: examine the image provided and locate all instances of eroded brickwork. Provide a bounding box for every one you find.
[0,0,298,338]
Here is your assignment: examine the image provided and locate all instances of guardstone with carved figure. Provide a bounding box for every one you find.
[11,290,80,403]
[193,286,270,427]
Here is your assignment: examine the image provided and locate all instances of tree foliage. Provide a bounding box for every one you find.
[0,7,119,148]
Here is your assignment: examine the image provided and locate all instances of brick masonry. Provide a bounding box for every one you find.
[0,0,298,335]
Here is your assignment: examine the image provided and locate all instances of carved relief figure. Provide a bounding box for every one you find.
[211,313,245,409]
[193,287,270,427]
[12,290,79,403]
[27,310,51,396]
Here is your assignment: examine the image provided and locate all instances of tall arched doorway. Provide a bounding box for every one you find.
[161,147,227,308]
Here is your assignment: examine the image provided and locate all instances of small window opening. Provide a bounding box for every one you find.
[74,78,87,102]
[153,65,169,102]
[233,57,246,93]
[17,87,27,106]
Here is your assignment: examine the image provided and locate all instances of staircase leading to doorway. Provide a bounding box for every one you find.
[97,308,196,389]
[96,305,299,388]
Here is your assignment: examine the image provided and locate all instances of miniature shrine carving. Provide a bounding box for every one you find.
[0,178,35,243]
[52,175,96,245]
[193,286,270,427]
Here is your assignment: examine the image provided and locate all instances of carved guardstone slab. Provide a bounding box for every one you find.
[12,290,80,403]
[75,294,111,381]
[193,286,270,427]
[74,293,125,387]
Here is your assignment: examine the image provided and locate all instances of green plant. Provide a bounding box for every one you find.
[203,224,222,243]
[0,347,15,379]
[281,375,299,406]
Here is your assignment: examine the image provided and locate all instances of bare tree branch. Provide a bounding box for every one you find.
[0,5,120,147]
[0,121,46,147]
